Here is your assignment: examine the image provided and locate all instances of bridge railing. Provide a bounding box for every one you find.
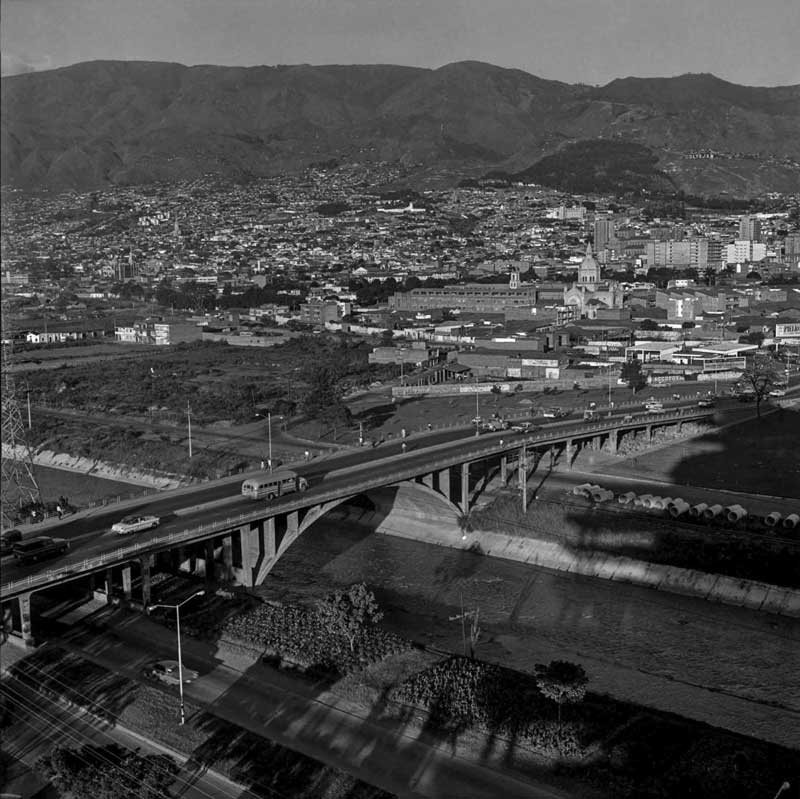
[0,409,711,599]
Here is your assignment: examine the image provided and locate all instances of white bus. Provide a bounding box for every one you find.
[241,471,309,501]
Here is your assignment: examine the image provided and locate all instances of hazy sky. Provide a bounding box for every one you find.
[2,0,799,86]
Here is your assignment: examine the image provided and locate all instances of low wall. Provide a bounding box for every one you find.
[367,511,800,618]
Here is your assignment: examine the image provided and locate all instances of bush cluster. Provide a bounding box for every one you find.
[222,601,409,675]
[391,656,585,758]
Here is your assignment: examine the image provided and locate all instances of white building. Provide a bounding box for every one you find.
[726,240,766,265]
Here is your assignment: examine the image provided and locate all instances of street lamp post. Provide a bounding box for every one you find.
[148,589,205,725]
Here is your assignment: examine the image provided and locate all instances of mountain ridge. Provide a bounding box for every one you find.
[2,60,799,194]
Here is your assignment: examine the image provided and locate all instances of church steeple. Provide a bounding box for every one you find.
[578,241,600,286]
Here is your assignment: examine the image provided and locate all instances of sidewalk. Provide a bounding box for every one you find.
[54,608,576,799]
[0,676,260,799]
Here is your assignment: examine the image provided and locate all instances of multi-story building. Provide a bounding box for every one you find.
[738,215,762,242]
[389,283,542,313]
[645,238,708,268]
[782,232,800,264]
[593,215,616,252]
[725,240,767,265]
[115,319,202,345]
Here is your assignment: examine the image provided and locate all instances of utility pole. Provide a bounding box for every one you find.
[26,388,32,430]
[519,442,528,512]
[475,376,480,436]
[267,412,273,471]
[187,401,192,459]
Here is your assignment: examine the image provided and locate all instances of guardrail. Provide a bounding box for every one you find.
[0,408,712,600]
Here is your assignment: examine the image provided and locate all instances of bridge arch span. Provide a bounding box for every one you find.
[254,480,462,585]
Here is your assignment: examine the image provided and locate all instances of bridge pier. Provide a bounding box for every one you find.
[19,592,34,647]
[204,540,215,584]
[121,566,132,601]
[421,472,434,489]
[461,462,470,514]
[437,467,451,502]
[609,430,618,454]
[140,555,153,607]
[500,455,508,485]
[221,535,234,580]
[239,518,277,588]
[565,439,574,470]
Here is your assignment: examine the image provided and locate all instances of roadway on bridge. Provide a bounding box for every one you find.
[2,404,720,592]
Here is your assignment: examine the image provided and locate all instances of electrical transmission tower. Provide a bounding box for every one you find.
[1,302,40,528]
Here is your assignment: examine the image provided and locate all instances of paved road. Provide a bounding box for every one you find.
[0,677,260,799]
[52,613,577,799]
[3,408,712,590]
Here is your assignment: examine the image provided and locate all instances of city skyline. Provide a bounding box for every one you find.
[2,0,800,87]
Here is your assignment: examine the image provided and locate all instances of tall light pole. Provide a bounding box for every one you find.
[187,401,192,459]
[475,376,480,437]
[267,412,273,471]
[148,589,205,725]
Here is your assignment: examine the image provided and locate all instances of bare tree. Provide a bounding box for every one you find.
[316,583,383,654]
[739,354,781,419]
[535,660,588,726]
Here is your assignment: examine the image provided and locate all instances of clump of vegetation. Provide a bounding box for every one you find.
[391,655,590,758]
[36,744,179,799]
[221,589,409,675]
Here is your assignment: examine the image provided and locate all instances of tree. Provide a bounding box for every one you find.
[316,583,383,653]
[36,744,178,799]
[535,660,588,726]
[639,318,659,331]
[620,359,647,393]
[739,354,781,418]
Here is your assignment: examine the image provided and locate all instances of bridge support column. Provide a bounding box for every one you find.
[19,593,34,647]
[438,467,451,502]
[104,568,114,603]
[140,555,153,607]
[221,535,233,580]
[609,430,618,454]
[121,566,132,601]
[565,439,574,470]
[500,455,508,485]
[204,540,215,584]
[646,424,653,442]
[286,511,299,538]
[421,472,434,489]
[461,462,470,514]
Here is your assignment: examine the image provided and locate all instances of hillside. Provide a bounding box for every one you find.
[2,60,799,194]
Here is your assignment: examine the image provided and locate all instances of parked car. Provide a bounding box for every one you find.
[143,660,198,686]
[111,514,160,535]
[13,536,69,565]
[0,529,23,557]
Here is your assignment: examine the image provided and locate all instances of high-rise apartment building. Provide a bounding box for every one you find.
[783,232,800,263]
[726,240,767,264]
[738,215,762,242]
[645,238,708,268]
[593,216,616,252]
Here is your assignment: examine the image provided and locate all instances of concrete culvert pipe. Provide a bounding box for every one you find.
[725,504,748,523]
[690,503,709,518]
[653,496,673,510]
[644,495,663,509]
[618,492,637,505]
[703,504,724,520]
[764,512,782,527]
[783,513,800,530]
[669,499,690,517]
[634,494,652,508]
[591,488,614,503]
[573,483,594,496]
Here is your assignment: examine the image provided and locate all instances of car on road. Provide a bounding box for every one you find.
[143,660,198,686]
[697,398,716,408]
[111,514,160,535]
[769,389,787,397]
[542,407,568,418]
[1,529,23,557]
[510,421,537,432]
[13,536,69,565]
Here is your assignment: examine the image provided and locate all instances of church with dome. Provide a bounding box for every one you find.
[563,242,625,319]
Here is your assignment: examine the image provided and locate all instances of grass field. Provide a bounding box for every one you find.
[603,405,800,498]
